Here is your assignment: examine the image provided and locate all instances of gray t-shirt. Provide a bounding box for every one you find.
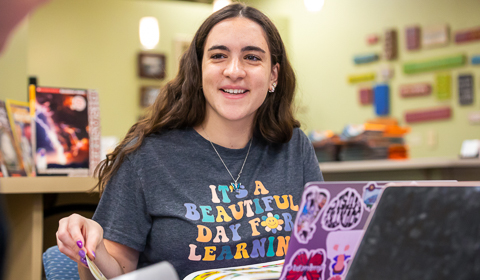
[93,127,323,279]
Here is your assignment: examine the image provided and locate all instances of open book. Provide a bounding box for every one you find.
[183,260,284,280]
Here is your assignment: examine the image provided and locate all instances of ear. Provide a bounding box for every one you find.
[270,63,280,86]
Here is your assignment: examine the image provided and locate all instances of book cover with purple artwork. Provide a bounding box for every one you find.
[280,181,385,280]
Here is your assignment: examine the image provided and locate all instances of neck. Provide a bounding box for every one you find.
[195,118,253,149]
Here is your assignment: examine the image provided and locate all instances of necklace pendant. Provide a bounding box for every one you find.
[230,182,240,192]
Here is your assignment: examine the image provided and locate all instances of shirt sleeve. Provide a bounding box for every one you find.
[92,157,152,252]
[300,129,324,185]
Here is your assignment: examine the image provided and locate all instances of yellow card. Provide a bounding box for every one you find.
[86,255,108,280]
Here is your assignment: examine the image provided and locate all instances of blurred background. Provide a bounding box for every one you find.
[1,0,478,160]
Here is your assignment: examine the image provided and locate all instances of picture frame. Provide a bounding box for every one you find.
[138,52,166,79]
[140,86,161,108]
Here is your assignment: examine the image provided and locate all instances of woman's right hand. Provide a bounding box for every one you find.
[56,213,104,267]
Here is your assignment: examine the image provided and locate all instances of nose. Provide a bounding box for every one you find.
[223,57,246,80]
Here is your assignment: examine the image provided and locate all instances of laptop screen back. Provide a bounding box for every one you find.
[345,186,480,280]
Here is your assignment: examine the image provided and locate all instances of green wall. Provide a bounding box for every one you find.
[1,0,479,159]
[246,0,480,158]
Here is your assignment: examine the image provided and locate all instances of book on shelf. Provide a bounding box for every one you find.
[0,100,26,177]
[29,86,101,176]
[6,99,35,176]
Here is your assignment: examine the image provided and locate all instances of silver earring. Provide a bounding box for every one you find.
[269,82,277,93]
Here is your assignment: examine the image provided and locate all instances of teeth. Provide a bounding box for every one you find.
[224,89,246,94]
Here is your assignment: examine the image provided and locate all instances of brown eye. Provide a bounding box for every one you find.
[211,53,227,59]
[245,55,261,61]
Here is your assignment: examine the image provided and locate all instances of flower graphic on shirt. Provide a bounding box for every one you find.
[261,212,284,233]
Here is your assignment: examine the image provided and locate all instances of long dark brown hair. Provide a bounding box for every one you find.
[94,3,300,194]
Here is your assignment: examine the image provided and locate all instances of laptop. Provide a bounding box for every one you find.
[279,181,390,280]
[344,181,480,280]
[182,181,396,280]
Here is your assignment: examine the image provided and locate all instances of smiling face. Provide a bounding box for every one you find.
[266,216,279,229]
[201,17,279,128]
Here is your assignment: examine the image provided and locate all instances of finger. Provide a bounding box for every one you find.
[85,226,102,260]
[66,214,87,250]
[57,238,77,260]
[58,238,88,268]
[57,218,77,252]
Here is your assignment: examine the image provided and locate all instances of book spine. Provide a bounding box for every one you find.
[88,90,101,177]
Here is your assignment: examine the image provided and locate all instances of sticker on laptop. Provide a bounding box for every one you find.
[294,186,330,244]
[321,188,364,231]
[362,182,382,210]
[326,230,363,278]
[281,248,327,280]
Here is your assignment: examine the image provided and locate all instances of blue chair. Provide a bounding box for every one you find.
[43,245,80,280]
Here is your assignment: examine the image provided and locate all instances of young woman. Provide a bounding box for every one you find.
[56,3,323,279]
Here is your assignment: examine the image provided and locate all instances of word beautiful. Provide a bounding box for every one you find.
[185,181,299,262]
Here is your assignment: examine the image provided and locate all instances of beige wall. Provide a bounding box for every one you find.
[27,0,213,138]
[0,20,29,102]
[1,0,479,159]
[246,0,480,158]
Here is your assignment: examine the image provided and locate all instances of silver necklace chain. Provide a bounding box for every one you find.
[202,126,252,189]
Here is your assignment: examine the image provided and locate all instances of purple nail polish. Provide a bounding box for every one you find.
[92,251,96,258]
[78,250,86,258]
[81,258,88,266]
[76,241,83,248]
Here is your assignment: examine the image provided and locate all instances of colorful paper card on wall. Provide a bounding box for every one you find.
[374,84,389,116]
[359,88,373,105]
[403,54,465,74]
[400,83,431,97]
[384,29,397,60]
[405,26,421,50]
[404,106,452,123]
[348,72,376,84]
[458,74,474,105]
[469,111,480,125]
[422,24,449,48]
[353,53,379,64]
[436,73,451,100]
[367,34,379,45]
[455,26,480,44]
[378,65,394,81]
[472,55,480,65]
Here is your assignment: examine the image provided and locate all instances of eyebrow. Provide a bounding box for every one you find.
[207,45,266,53]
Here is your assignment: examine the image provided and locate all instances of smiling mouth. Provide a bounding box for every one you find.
[222,89,248,95]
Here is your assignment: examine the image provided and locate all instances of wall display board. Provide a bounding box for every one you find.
[403,54,465,74]
[374,84,390,116]
[359,88,373,105]
[348,72,376,84]
[472,55,480,65]
[366,34,379,45]
[422,24,449,48]
[454,26,480,44]
[399,83,431,98]
[405,26,421,50]
[384,29,398,60]
[435,73,452,100]
[458,74,474,105]
[378,65,394,81]
[469,112,480,125]
[405,106,452,123]
[353,53,379,65]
